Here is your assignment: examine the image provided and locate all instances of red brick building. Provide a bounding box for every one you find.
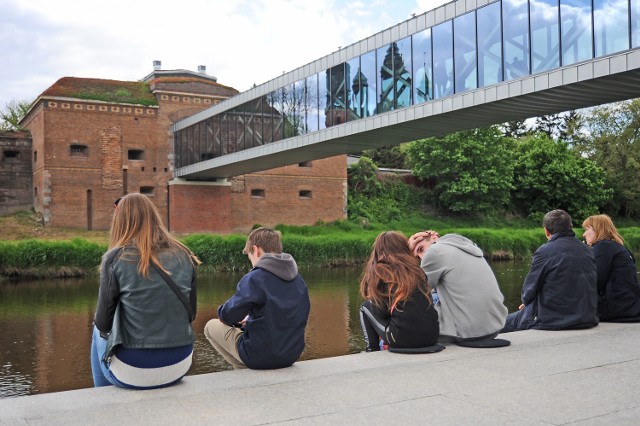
[19,65,347,233]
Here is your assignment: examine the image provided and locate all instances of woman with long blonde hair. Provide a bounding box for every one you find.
[359,231,439,351]
[91,193,201,388]
[582,214,640,322]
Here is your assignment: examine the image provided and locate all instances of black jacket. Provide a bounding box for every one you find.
[368,281,439,348]
[517,230,598,330]
[592,239,640,321]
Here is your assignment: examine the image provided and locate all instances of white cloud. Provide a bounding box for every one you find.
[0,0,448,108]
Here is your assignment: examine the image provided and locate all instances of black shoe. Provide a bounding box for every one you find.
[365,347,380,352]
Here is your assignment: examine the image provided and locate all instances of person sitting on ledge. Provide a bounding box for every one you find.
[92,193,200,389]
[408,230,508,343]
[359,231,439,352]
[502,209,599,333]
[582,214,640,322]
[204,227,310,370]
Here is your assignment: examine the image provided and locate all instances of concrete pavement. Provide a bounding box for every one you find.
[1,322,639,425]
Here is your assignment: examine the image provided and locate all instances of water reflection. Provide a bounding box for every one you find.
[0,262,529,398]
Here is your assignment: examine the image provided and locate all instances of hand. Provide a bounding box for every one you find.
[409,230,440,259]
[518,303,525,310]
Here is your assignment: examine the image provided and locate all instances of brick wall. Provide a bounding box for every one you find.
[168,182,232,234]
[0,131,32,214]
[229,155,347,233]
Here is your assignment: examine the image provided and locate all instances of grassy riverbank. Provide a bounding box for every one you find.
[2,211,640,278]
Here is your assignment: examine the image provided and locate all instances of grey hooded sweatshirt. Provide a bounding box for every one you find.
[420,233,508,340]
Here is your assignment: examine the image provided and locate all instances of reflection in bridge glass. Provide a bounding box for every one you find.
[561,0,593,66]
[531,0,559,74]
[174,0,638,170]
[634,1,640,47]
[454,12,477,94]
[477,2,502,87]
[412,28,433,103]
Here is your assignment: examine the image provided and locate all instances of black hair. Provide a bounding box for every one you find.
[543,209,572,234]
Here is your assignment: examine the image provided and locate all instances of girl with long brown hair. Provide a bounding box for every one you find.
[359,231,439,351]
[582,214,640,322]
[91,193,200,389]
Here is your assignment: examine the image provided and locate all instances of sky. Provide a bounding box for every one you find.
[0,0,450,109]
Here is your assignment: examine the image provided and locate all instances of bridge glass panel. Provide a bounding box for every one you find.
[412,28,433,103]
[477,1,502,87]
[260,95,272,145]
[200,121,209,160]
[594,0,629,57]
[395,36,413,108]
[531,0,560,73]
[282,84,294,138]
[433,20,454,98]
[328,63,347,126]
[174,129,183,168]
[360,50,377,116]
[347,57,362,120]
[234,104,246,152]
[208,116,220,156]
[192,125,200,163]
[454,11,478,93]
[634,0,640,47]
[202,118,212,159]
[249,98,263,148]
[293,79,307,135]
[305,74,320,132]
[561,0,593,65]
[188,122,198,163]
[318,70,328,130]
[265,89,282,143]
[503,0,530,80]
[198,123,206,161]
[218,111,229,156]
[179,128,189,168]
[377,44,394,112]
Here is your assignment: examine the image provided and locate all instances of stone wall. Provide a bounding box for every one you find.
[0,131,32,214]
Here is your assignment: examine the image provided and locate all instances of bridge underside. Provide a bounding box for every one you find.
[175,59,640,180]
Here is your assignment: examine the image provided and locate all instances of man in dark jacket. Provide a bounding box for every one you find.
[502,209,598,332]
[204,227,310,369]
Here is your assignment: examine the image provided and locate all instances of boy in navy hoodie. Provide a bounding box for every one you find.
[204,227,310,369]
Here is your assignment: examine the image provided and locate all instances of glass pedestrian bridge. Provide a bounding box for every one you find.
[173,0,640,179]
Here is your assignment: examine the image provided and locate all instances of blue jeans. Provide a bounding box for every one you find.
[90,325,125,387]
[501,311,521,333]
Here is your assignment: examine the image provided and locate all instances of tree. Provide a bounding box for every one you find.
[359,144,408,169]
[533,113,564,140]
[561,110,586,146]
[347,156,380,197]
[511,134,611,221]
[580,99,640,218]
[406,126,515,215]
[0,100,32,131]
[500,120,529,139]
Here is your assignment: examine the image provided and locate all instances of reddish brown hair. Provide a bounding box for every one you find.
[360,231,431,312]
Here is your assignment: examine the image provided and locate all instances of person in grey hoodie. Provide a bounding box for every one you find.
[409,231,508,342]
[204,227,310,369]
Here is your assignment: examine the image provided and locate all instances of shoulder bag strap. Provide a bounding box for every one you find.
[150,262,195,321]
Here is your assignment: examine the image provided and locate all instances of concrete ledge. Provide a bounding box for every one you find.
[2,323,639,425]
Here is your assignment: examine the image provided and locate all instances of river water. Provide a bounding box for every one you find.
[0,261,528,398]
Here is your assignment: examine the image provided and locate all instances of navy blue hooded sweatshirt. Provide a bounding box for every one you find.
[217,253,310,369]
